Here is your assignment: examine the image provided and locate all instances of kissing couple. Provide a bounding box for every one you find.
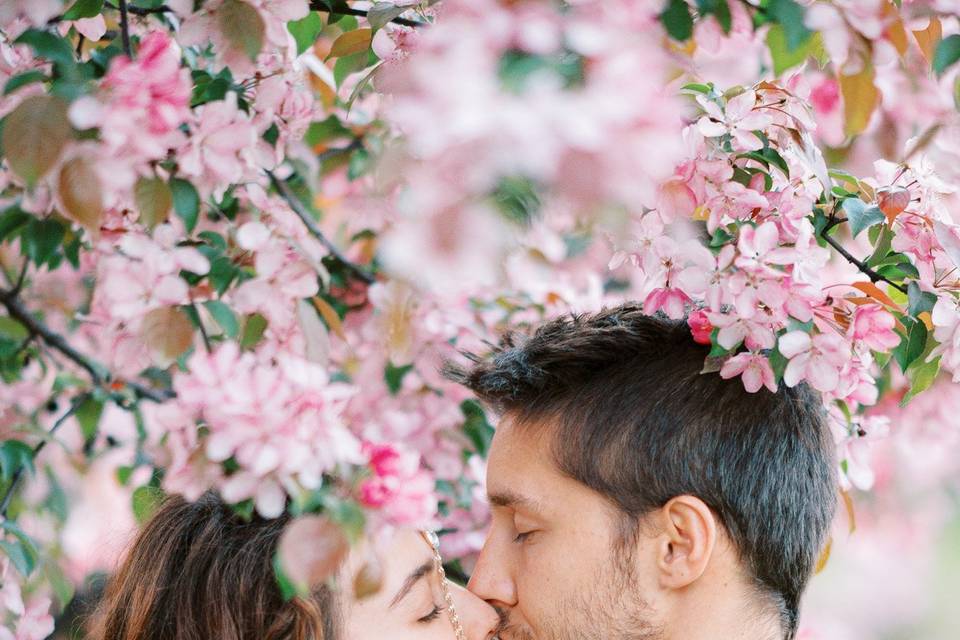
[91,304,836,640]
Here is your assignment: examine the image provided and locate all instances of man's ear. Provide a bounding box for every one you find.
[653,495,717,590]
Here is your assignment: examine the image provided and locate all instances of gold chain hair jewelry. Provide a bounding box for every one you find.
[423,531,466,640]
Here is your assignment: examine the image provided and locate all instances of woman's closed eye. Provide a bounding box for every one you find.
[417,604,446,624]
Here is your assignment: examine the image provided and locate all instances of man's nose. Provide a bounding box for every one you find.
[448,581,501,639]
[466,535,518,609]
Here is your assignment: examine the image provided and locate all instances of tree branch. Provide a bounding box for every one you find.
[101,1,424,27]
[266,170,376,285]
[104,1,172,16]
[308,1,426,28]
[117,0,132,58]
[0,393,88,518]
[821,215,909,295]
[0,288,172,403]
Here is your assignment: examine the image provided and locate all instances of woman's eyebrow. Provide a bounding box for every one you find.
[388,560,434,608]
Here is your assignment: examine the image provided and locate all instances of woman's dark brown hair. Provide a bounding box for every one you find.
[90,491,340,640]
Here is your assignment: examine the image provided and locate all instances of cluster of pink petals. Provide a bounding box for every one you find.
[178,0,309,76]
[358,442,438,529]
[0,559,53,640]
[380,0,685,295]
[147,343,361,518]
[69,31,192,170]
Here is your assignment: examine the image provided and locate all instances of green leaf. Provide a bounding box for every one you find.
[697,0,731,33]
[1,95,72,187]
[907,281,937,317]
[0,440,35,482]
[900,356,940,406]
[333,50,374,87]
[170,178,200,233]
[892,317,926,371]
[288,11,324,56]
[219,0,266,62]
[135,177,173,230]
[240,313,268,350]
[767,24,812,75]
[933,34,960,76]
[384,361,413,395]
[0,539,36,577]
[75,396,104,442]
[0,317,28,342]
[14,29,76,68]
[661,0,694,42]
[3,70,46,96]
[866,225,894,268]
[23,218,66,267]
[368,2,408,31]
[841,198,884,238]
[204,300,240,338]
[62,0,105,20]
[132,485,166,524]
[681,82,713,94]
[767,0,812,50]
[0,206,30,243]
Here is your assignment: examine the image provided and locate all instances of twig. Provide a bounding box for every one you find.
[309,1,426,28]
[0,394,88,518]
[821,215,908,295]
[192,303,213,353]
[266,170,375,285]
[117,0,132,58]
[0,288,171,403]
[104,1,172,16]
[102,1,424,27]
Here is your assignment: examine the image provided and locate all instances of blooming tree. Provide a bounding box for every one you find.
[0,0,959,637]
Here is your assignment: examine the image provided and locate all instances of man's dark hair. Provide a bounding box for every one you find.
[445,303,836,638]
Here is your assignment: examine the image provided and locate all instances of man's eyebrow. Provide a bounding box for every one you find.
[488,489,539,511]
[388,560,433,608]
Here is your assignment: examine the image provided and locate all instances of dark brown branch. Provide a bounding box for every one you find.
[309,1,426,28]
[105,1,172,16]
[821,215,908,295]
[0,393,88,518]
[266,170,376,285]
[117,0,132,57]
[103,1,424,27]
[0,288,171,403]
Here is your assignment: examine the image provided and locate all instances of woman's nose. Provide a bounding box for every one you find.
[448,581,501,639]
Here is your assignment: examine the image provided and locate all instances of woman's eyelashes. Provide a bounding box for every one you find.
[417,604,446,624]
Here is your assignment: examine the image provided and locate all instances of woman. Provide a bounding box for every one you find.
[90,492,500,640]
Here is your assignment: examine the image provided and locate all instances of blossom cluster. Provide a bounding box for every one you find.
[0,1,958,637]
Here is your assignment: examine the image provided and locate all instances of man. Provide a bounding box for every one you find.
[446,304,836,640]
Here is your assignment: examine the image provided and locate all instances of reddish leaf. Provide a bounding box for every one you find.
[219,0,265,62]
[141,306,194,363]
[2,95,71,187]
[328,28,373,59]
[278,516,350,591]
[58,155,103,233]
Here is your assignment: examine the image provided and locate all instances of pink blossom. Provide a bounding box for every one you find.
[779,330,851,393]
[688,309,714,345]
[358,442,438,529]
[697,91,772,152]
[929,296,960,382]
[720,351,778,393]
[177,92,265,199]
[71,31,192,167]
[849,304,901,352]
